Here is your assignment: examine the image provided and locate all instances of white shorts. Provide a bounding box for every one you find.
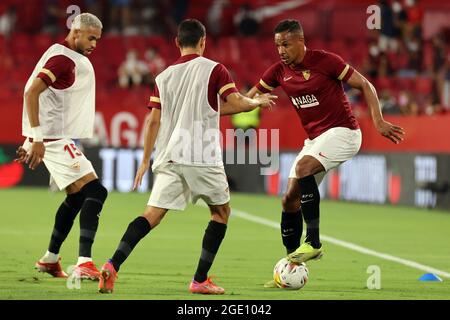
[288,127,362,184]
[22,138,96,191]
[148,163,230,211]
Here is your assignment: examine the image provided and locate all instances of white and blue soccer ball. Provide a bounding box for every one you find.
[273,258,309,290]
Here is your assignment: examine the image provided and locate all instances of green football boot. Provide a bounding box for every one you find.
[287,242,324,264]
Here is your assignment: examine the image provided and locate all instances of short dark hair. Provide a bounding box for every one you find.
[177,19,206,48]
[274,19,303,35]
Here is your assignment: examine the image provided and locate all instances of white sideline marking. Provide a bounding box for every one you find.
[230,208,450,279]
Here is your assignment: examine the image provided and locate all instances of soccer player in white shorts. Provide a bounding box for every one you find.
[16,13,108,280]
[98,19,276,295]
[246,19,404,286]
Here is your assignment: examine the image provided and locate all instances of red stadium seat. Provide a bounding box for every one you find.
[395,78,415,91]
[330,8,369,40]
[375,77,393,91]
[414,77,433,95]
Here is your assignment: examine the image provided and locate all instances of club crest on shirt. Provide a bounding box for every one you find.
[71,162,80,171]
[302,70,311,80]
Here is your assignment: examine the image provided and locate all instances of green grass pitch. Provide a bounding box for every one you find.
[1,187,450,300]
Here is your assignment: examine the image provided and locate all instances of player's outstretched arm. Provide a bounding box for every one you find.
[220,92,277,116]
[347,70,405,144]
[133,108,161,190]
[245,86,263,99]
[24,78,48,169]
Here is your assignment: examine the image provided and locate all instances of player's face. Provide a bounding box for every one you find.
[74,27,102,56]
[274,31,304,65]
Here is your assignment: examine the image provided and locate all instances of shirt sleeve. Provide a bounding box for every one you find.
[210,63,239,102]
[37,55,75,87]
[321,50,354,82]
[255,62,281,93]
[147,84,161,109]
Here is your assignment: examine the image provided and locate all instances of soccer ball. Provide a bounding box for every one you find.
[273,258,309,290]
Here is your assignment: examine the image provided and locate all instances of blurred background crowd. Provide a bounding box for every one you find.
[0,0,449,120]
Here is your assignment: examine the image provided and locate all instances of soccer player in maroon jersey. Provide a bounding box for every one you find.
[247,19,405,286]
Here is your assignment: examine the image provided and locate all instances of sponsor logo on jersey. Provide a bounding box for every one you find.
[290,94,319,109]
[283,76,293,82]
[319,152,329,159]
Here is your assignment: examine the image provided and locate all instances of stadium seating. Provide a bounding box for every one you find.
[0,32,438,118]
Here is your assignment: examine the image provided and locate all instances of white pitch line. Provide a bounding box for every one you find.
[230,208,450,279]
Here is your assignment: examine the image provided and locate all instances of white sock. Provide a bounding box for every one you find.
[40,250,59,263]
[77,256,92,265]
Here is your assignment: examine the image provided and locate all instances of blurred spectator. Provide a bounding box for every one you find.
[378,53,393,78]
[423,95,444,116]
[379,0,398,53]
[398,90,419,115]
[138,0,160,35]
[444,68,450,110]
[431,32,447,108]
[84,0,103,23]
[168,0,189,25]
[432,32,446,74]
[362,41,381,78]
[234,4,260,36]
[379,89,401,115]
[396,41,420,77]
[118,50,148,88]
[137,0,180,36]
[42,0,67,35]
[392,0,408,38]
[404,0,423,39]
[109,0,136,35]
[207,0,229,38]
[0,4,16,37]
[143,48,166,88]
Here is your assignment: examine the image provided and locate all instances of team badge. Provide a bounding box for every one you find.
[302,70,310,80]
[71,162,80,171]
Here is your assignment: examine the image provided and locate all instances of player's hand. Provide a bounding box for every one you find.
[376,120,405,144]
[255,93,277,110]
[14,146,28,164]
[25,142,45,170]
[133,162,150,190]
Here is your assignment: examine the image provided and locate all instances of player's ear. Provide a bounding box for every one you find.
[73,28,81,40]
[200,36,206,49]
[175,37,180,49]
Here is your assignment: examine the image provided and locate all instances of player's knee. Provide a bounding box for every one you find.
[97,183,108,202]
[81,179,108,204]
[211,206,230,224]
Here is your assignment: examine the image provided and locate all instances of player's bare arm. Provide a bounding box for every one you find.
[23,77,48,169]
[220,92,277,116]
[346,70,405,144]
[246,86,263,99]
[133,108,161,190]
